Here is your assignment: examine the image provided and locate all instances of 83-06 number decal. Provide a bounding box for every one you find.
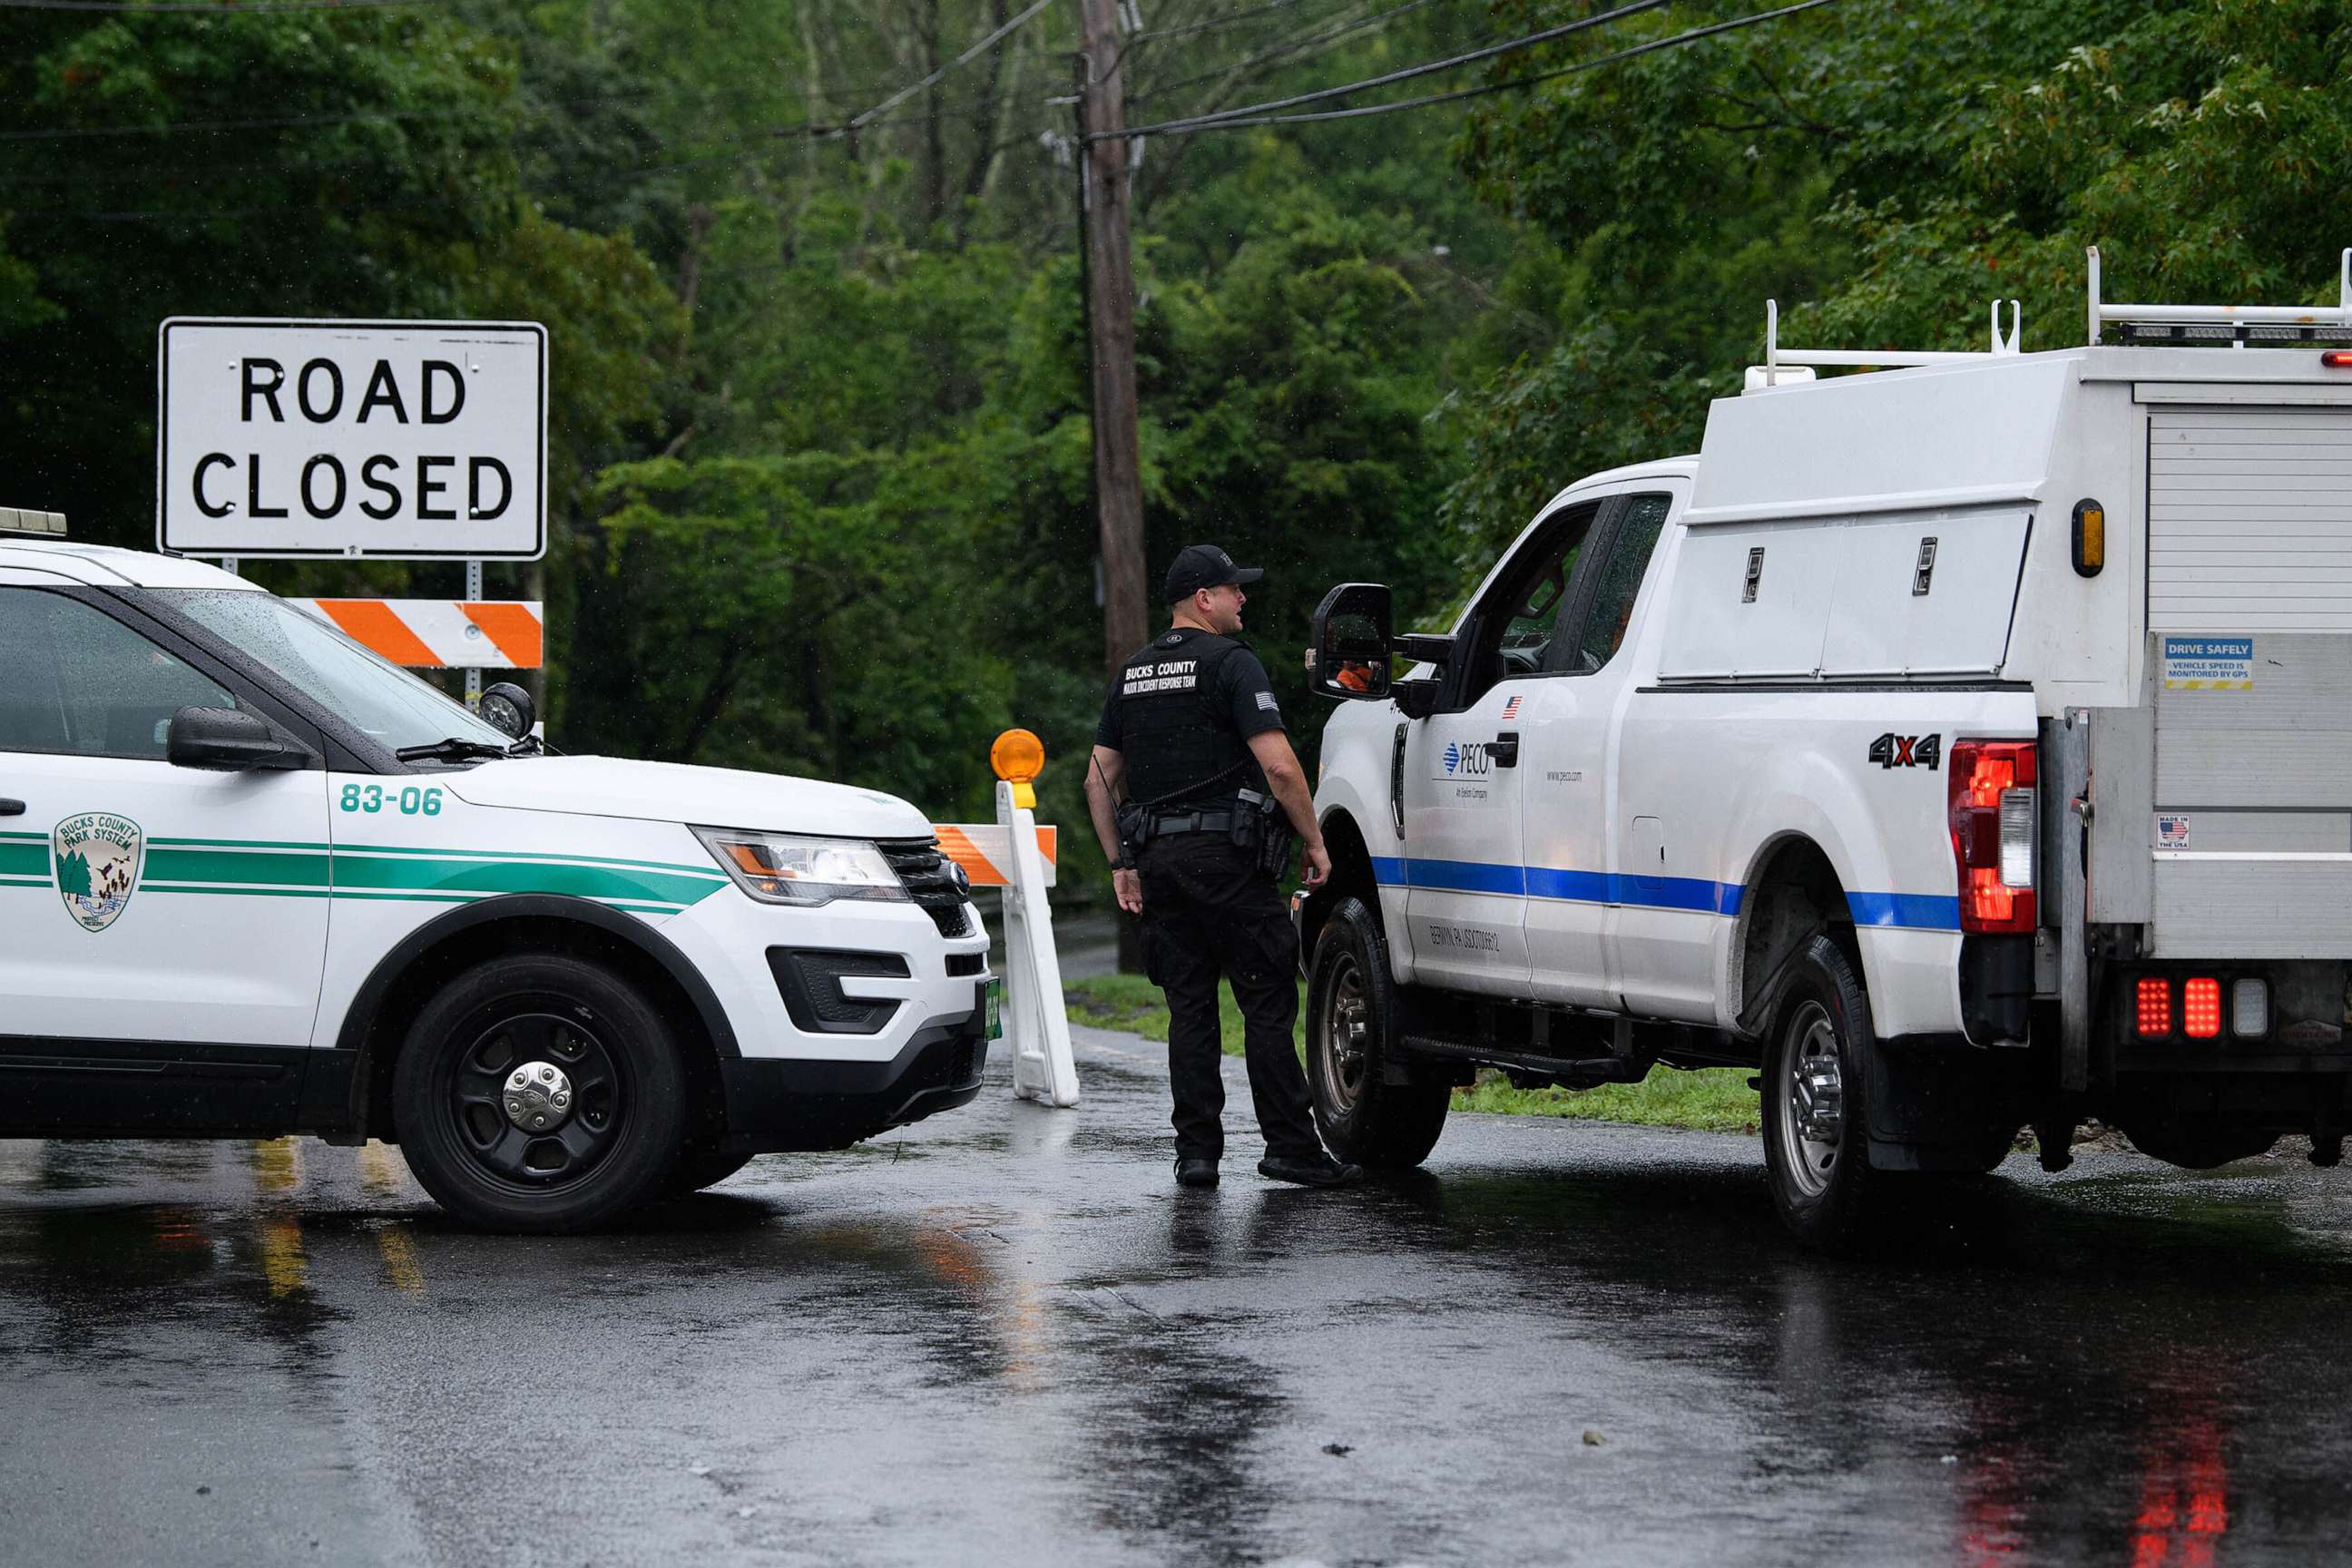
[1867,733,1941,771]
[339,783,445,815]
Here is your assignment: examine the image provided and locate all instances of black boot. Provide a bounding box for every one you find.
[1175,1156,1220,1188]
[1258,1153,1364,1188]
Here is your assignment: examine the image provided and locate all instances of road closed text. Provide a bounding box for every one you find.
[157,319,546,560]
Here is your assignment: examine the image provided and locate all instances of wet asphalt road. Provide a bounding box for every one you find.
[6,1031,2352,1567]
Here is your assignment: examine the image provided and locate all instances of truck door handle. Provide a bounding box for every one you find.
[0,799,22,817]
[1485,732,1520,769]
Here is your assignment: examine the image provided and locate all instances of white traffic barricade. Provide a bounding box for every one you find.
[935,730,1078,1108]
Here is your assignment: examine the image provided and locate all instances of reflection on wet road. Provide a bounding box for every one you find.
[6,1029,2352,1565]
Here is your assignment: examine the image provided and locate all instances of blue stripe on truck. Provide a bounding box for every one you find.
[1367,857,1955,931]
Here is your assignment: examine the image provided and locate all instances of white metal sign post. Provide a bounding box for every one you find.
[156,317,547,705]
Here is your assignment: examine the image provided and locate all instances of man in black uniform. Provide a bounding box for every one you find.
[1084,544,1364,1190]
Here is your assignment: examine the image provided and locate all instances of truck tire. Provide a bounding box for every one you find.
[393,954,687,1233]
[663,1148,757,1196]
[1307,897,1449,1170]
[1760,934,1881,1250]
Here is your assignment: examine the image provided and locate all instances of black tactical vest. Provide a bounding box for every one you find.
[1112,629,1264,810]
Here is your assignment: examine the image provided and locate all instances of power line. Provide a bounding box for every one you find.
[1200,0,1840,129]
[838,0,1055,133]
[1103,0,1669,139]
[0,102,513,142]
[1131,0,1449,106]
[0,0,431,11]
[0,55,1042,144]
[23,90,1044,220]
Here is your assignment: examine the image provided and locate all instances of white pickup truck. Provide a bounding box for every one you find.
[1299,254,2352,1244]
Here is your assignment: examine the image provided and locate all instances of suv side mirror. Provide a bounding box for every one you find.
[1308,583,1396,701]
[166,706,309,771]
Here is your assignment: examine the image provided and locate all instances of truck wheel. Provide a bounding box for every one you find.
[663,1148,757,1196]
[1307,897,1449,1170]
[1761,934,1881,1250]
[393,954,687,1233]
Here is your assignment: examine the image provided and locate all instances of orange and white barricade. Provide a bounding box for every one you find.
[933,730,1079,1108]
[291,598,544,669]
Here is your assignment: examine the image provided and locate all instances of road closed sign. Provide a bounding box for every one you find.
[157,318,546,560]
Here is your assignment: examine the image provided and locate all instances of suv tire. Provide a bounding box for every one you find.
[393,954,687,1233]
[1307,897,1449,1170]
[1760,933,1882,1250]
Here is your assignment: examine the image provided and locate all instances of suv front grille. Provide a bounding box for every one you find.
[878,837,976,938]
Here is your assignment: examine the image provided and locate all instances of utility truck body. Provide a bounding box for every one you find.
[1299,258,2352,1241]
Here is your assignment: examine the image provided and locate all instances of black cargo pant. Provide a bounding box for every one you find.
[1136,833,1323,1164]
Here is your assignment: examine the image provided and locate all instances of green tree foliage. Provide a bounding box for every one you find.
[1436,0,2196,554]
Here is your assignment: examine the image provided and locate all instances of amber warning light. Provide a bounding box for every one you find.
[991,728,1045,808]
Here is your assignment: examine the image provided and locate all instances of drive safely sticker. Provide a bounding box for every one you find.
[2161,635,2253,690]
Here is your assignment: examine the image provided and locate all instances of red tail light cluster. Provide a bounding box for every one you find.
[1948,740,2038,933]
[2138,975,2254,1039]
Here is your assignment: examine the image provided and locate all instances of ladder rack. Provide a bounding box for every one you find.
[1756,298,2022,387]
[2089,245,2352,345]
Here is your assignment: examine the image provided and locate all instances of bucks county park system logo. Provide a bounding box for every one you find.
[54,812,144,933]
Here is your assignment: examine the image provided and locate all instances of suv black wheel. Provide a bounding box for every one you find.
[1760,933,1882,1250]
[1307,897,1449,1170]
[393,954,687,1232]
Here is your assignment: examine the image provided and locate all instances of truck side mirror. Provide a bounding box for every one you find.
[1308,583,1396,701]
[166,706,309,771]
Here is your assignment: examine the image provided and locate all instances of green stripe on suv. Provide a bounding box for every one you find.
[124,838,728,913]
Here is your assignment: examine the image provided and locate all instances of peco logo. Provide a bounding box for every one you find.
[1437,740,1493,780]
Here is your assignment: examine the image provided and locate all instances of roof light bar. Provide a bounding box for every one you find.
[2089,245,2352,344]
[0,507,67,539]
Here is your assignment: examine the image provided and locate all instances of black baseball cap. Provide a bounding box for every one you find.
[1163,544,1263,603]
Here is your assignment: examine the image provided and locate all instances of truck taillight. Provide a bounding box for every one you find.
[1947,739,2038,934]
[2183,977,2223,1039]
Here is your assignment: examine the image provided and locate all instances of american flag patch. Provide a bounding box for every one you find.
[1501,694,1523,720]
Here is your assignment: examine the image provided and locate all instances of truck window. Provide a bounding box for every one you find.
[1455,500,1601,707]
[0,588,235,760]
[1571,493,1671,673]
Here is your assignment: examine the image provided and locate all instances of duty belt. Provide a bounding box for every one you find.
[1146,808,1237,839]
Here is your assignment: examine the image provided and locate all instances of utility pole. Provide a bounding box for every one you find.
[1076,0,1148,686]
[1075,0,1148,975]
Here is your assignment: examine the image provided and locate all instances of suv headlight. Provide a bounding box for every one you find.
[692,828,909,906]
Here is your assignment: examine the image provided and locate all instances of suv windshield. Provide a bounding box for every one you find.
[157,589,517,758]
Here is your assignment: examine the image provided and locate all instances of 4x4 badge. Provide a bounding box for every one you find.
[54,812,144,933]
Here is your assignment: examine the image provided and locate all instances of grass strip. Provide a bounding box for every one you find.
[1063,975,1759,1135]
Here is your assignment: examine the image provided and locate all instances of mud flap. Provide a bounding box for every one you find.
[1863,1034,2032,1171]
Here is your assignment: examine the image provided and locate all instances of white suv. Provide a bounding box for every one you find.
[0,525,994,1230]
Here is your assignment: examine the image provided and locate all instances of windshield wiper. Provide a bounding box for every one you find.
[395,736,513,763]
